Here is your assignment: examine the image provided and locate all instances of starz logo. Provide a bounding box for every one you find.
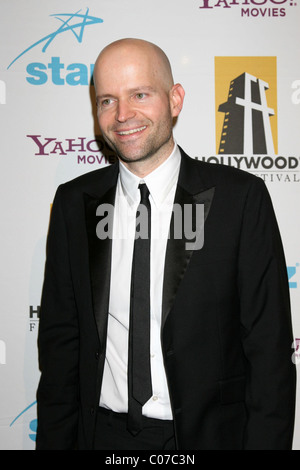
[7,8,103,69]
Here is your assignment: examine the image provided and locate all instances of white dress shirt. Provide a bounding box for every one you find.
[99,144,181,420]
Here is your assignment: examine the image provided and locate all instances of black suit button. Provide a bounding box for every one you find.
[95,351,99,360]
[90,407,95,416]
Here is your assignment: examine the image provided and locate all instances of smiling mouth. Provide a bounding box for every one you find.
[116,126,147,136]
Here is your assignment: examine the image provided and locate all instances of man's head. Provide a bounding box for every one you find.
[93,38,185,176]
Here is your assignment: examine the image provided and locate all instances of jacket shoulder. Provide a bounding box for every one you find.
[180,148,263,192]
[57,162,119,200]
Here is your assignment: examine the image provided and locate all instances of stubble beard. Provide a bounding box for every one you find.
[101,117,174,166]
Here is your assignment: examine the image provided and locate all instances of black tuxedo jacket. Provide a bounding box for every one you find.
[36,148,296,450]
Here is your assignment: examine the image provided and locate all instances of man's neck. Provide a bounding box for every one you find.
[120,139,175,178]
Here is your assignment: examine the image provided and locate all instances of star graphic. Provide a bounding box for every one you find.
[8,8,103,69]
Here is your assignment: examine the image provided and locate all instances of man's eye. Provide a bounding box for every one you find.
[102,99,113,107]
[136,93,146,100]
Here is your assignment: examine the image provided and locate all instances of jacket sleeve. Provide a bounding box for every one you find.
[238,176,296,449]
[36,185,79,450]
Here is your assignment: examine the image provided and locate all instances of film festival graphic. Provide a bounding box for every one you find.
[213,57,299,182]
[215,56,277,156]
[218,73,275,155]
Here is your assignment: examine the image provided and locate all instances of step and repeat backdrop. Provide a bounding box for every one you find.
[0,0,299,450]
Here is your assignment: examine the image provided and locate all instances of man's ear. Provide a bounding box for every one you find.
[170,83,185,118]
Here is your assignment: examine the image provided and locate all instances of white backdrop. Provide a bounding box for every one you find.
[0,0,299,450]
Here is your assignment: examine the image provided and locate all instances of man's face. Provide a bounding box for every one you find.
[94,44,183,169]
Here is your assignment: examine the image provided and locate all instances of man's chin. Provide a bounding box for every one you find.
[105,134,174,166]
[113,143,154,164]
[117,151,151,164]
[103,140,146,163]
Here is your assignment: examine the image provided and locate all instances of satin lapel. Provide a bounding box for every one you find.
[84,185,116,348]
[161,184,215,330]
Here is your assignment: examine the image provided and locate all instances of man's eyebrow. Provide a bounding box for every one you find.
[127,86,156,94]
[97,86,156,101]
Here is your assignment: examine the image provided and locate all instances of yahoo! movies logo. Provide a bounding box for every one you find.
[7,8,103,86]
[199,0,297,18]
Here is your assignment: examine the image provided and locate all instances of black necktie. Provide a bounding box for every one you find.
[127,183,152,435]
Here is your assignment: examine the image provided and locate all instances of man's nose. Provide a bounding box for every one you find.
[115,99,136,122]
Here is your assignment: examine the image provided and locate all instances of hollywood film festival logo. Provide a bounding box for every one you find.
[197,57,300,183]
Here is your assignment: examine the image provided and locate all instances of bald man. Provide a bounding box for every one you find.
[36,39,296,450]
[94,39,184,176]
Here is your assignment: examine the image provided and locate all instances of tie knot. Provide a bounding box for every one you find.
[138,183,150,204]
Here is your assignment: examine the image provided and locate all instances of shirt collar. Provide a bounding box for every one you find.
[118,143,181,207]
